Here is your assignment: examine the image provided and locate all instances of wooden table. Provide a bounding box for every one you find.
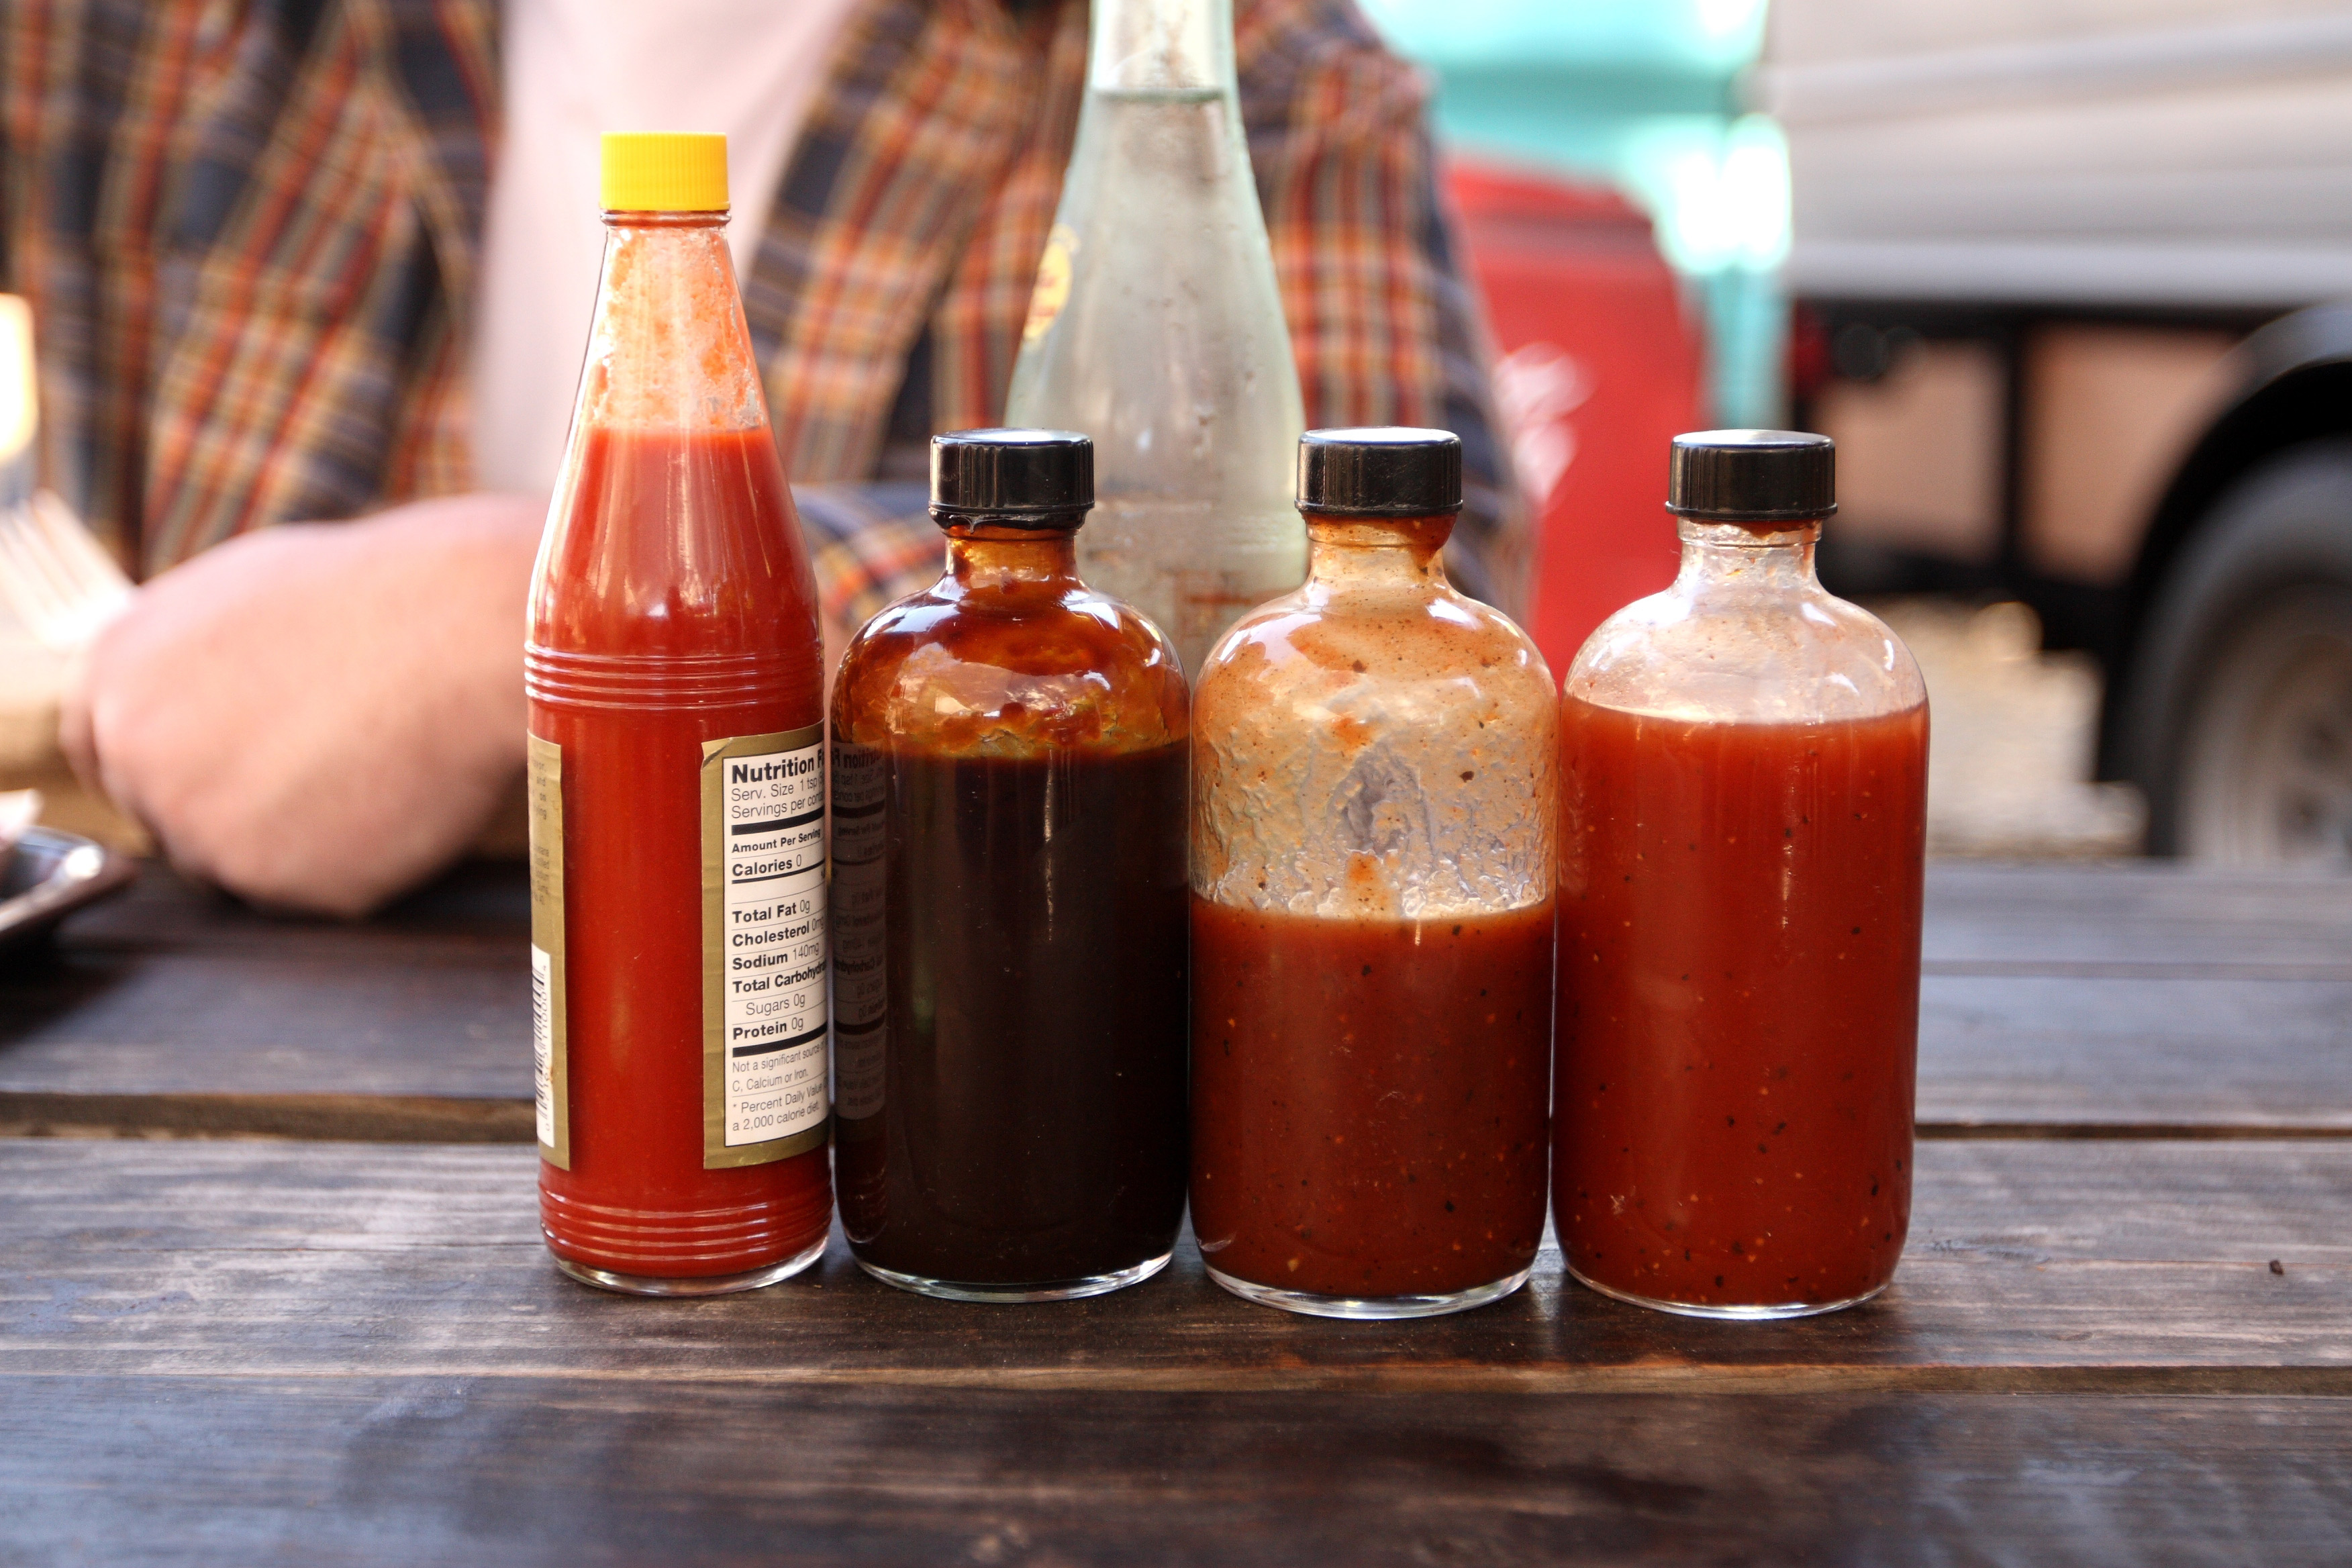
[4,863,2349,1563]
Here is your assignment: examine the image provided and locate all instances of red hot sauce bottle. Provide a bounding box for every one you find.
[1189,429,1558,1319]
[525,134,832,1295]
[1556,430,1929,1318]
[829,430,1191,1301]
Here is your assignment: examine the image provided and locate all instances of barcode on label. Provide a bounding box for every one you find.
[531,944,554,1150]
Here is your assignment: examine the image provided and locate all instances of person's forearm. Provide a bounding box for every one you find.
[64,492,548,916]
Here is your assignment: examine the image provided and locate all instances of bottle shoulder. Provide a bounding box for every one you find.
[1197,581,1555,731]
[832,579,1189,757]
[1188,582,1557,922]
[526,425,816,658]
[1565,581,1926,725]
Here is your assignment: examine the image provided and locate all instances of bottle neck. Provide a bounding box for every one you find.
[944,521,1084,595]
[1303,511,1456,590]
[1088,0,1236,95]
[575,209,763,436]
[1673,516,1825,594]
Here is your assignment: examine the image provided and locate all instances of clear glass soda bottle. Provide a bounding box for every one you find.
[1188,428,1557,1319]
[1555,430,1929,1318]
[1003,0,1306,677]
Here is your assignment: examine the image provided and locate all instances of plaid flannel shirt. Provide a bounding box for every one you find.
[1,0,1524,631]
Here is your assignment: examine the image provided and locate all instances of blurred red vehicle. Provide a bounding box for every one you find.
[1444,160,1705,678]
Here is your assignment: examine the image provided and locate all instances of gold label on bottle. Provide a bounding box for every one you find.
[526,732,571,1170]
[1022,223,1078,344]
[700,724,830,1169]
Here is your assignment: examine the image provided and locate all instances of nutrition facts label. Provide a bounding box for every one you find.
[701,728,828,1163]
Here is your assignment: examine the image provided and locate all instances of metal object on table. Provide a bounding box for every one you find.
[0,824,138,952]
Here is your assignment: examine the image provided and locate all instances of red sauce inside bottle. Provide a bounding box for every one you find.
[530,425,832,1281]
[1554,695,1927,1310]
[1189,898,1554,1298]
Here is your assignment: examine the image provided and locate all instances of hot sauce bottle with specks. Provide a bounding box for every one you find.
[1556,430,1929,1318]
[525,134,832,1295]
[1188,428,1558,1320]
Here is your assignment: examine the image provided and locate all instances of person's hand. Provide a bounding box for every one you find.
[60,493,546,916]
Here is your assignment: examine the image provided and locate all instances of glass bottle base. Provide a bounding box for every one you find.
[552,1231,829,1297]
[1206,1263,1530,1320]
[1567,1263,1889,1320]
[853,1249,1171,1303]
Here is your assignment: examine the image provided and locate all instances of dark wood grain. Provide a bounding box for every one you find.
[0,863,531,1109]
[6,1140,2349,1390]
[1922,861,2352,971]
[6,861,2351,1136]
[8,1378,2349,1567]
[3,863,2348,1565]
[1916,973,2352,1130]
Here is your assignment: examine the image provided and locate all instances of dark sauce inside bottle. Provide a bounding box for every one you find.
[836,744,1188,1287]
[829,428,1191,1298]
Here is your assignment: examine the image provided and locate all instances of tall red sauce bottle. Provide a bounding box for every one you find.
[526,134,832,1294]
[1555,431,1928,1318]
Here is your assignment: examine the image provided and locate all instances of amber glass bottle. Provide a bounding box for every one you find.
[830,430,1190,1301]
[1189,428,1557,1320]
[526,135,832,1295]
[1556,430,1928,1318]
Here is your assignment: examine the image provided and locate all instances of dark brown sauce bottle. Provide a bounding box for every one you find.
[829,430,1190,1301]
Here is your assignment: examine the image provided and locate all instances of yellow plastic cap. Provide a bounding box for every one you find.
[600,132,728,212]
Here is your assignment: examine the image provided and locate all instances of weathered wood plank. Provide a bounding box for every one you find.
[1916,974,2352,1130]
[6,863,2351,1135]
[1923,862,2352,971]
[7,1379,2349,1567]
[12,965,2351,1135]
[5,1140,2348,1389]
[0,864,530,1106]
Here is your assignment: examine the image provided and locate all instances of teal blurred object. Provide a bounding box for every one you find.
[1359,0,1788,428]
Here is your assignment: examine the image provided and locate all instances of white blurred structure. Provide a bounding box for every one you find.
[1765,1,2352,309]
[0,295,132,771]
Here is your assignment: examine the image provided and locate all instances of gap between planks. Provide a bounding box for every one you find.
[6,1093,2351,1144]
[4,1361,2351,1397]
[1922,961,2352,981]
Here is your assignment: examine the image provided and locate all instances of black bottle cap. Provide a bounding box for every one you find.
[1297,427,1463,517]
[930,428,1093,527]
[1667,429,1836,523]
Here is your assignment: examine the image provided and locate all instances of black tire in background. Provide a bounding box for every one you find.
[2118,439,2352,865]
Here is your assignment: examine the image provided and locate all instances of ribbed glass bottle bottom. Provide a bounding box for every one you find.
[541,1185,831,1289]
[1205,1263,1531,1320]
